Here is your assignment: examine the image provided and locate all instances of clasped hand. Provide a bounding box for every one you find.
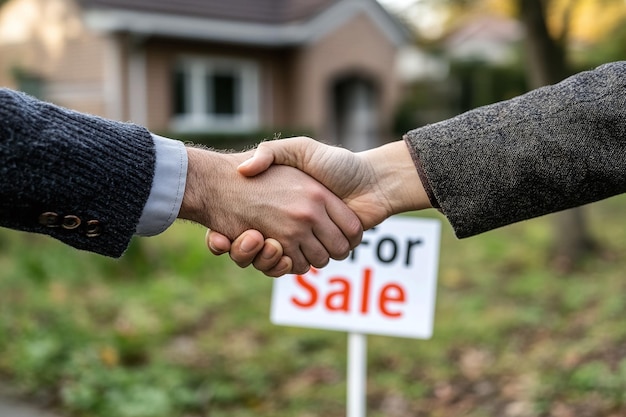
[200,137,430,277]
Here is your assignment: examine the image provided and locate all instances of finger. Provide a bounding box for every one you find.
[308,214,351,261]
[283,242,312,275]
[309,200,357,261]
[205,229,232,255]
[251,238,284,272]
[229,230,266,268]
[298,237,331,269]
[262,256,293,278]
[324,195,364,253]
[302,186,361,260]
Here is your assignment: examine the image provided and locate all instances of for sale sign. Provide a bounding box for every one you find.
[271,216,441,339]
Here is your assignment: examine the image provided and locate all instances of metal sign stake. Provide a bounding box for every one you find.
[347,332,367,417]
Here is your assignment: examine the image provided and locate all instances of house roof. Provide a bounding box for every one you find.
[82,0,410,47]
[444,15,523,64]
[80,0,338,24]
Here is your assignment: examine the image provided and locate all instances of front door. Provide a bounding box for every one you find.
[332,76,380,152]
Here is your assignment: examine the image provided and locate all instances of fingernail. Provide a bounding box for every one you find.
[240,235,256,253]
[275,259,290,275]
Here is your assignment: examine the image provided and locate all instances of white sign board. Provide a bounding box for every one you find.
[271,216,441,339]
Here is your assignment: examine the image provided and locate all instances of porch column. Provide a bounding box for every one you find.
[128,35,148,126]
[103,34,123,121]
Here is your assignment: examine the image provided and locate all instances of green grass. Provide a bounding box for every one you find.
[1,195,626,416]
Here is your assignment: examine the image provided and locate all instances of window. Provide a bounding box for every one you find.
[171,57,259,132]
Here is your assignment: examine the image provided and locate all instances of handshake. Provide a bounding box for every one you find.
[178,137,431,277]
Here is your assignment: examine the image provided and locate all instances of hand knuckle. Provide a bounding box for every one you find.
[293,208,317,224]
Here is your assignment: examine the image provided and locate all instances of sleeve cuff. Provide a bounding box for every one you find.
[135,134,188,236]
[403,134,440,209]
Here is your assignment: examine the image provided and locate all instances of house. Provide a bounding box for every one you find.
[444,14,524,66]
[0,0,410,150]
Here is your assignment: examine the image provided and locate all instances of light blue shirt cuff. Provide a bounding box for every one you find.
[135,134,188,236]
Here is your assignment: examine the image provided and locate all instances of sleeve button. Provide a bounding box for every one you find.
[62,215,82,230]
[39,212,60,227]
[86,220,102,237]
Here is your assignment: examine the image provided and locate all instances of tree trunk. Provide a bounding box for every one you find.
[519,0,567,85]
[518,0,596,271]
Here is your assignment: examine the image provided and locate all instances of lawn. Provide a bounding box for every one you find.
[1,195,625,417]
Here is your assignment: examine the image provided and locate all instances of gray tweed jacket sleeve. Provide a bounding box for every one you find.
[404,61,626,238]
[0,88,156,257]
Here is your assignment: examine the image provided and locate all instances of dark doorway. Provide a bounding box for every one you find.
[331,75,380,151]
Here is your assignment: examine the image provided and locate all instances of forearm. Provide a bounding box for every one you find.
[404,61,626,237]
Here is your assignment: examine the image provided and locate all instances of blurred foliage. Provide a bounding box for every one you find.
[579,21,626,67]
[393,60,528,135]
[1,194,626,416]
[393,0,626,134]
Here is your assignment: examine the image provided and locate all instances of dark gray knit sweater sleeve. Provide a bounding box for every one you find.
[0,88,156,257]
[404,61,626,238]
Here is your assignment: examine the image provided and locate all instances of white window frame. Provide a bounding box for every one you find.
[170,56,260,133]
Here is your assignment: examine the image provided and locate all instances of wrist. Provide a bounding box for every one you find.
[178,147,253,230]
[179,146,236,228]
[363,141,431,214]
[178,147,208,225]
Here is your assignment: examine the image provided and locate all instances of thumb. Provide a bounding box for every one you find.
[237,137,315,177]
[237,146,274,176]
[205,229,232,255]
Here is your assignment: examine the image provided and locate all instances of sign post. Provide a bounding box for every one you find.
[347,332,367,417]
[271,216,441,416]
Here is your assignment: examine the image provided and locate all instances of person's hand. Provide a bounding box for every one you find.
[178,147,363,274]
[207,137,431,275]
[238,137,430,228]
[206,229,293,277]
